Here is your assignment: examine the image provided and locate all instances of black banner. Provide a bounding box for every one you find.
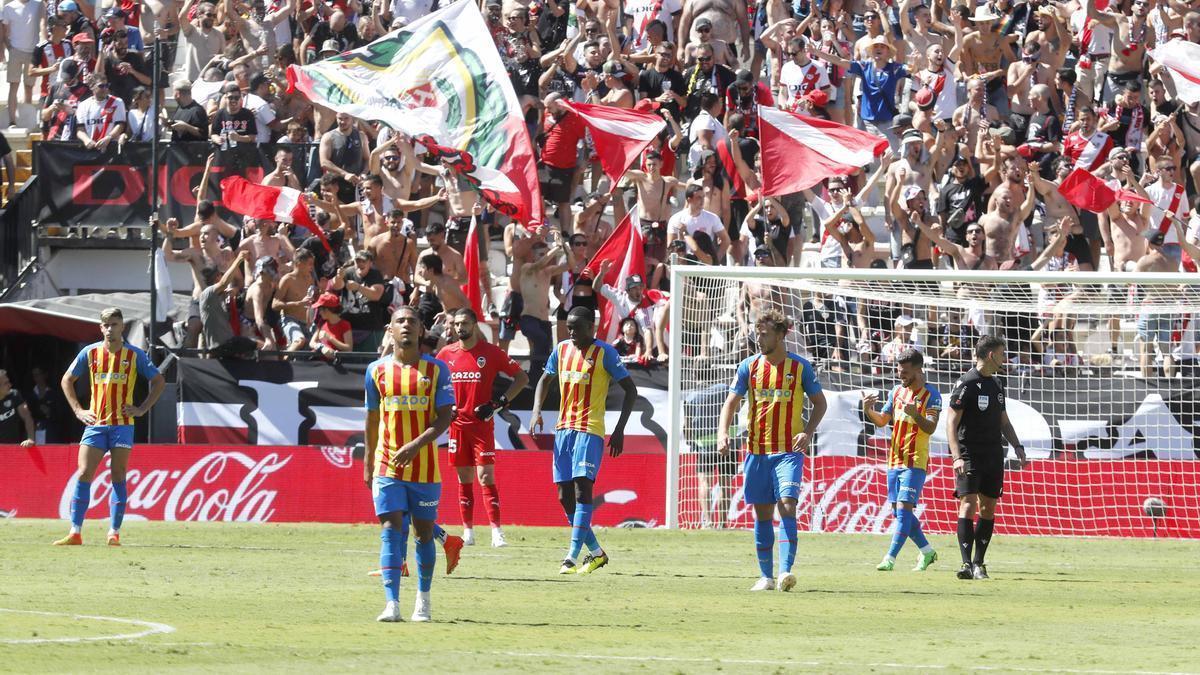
[35,141,324,228]
[177,357,670,449]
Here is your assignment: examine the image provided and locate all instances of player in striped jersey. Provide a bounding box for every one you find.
[55,308,165,547]
[530,307,638,575]
[365,307,455,623]
[718,309,826,592]
[862,348,941,572]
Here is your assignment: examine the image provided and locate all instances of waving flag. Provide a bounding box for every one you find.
[1057,168,1152,214]
[219,176,330,250]
[287,0,542,225]
[583,208,665,342]
[460,215,484,318]
[561,101,666,192]
[758,105,889,196]
[1150,40,1200,104]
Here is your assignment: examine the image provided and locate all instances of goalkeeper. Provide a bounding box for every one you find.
[436,308,530,548]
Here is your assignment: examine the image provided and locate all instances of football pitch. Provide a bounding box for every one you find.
[1,520,1198,674]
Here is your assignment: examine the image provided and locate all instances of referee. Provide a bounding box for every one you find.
[945,336,1028,580]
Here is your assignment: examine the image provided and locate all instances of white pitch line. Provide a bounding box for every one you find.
[0,608,175,645]
[488,651,1197,675]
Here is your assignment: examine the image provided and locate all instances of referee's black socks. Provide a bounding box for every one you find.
[957,518,974,565]
[973,518,995,565]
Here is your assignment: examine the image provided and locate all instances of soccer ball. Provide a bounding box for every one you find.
[1142,497,1166,519]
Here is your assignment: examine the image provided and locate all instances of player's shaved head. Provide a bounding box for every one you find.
[567,306,595,325]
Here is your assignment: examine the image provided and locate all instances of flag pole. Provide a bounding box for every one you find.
[147,24,163,438]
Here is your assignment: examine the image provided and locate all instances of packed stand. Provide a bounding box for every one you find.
[6,0,1200,375]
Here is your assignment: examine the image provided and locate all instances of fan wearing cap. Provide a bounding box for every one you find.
[778,37,830,112]
[681,16,734,68]
[74,76,126,151]
[31,17,75,103]
[177,1,225,83]
[56,1,94,44]
[589,59,634,108]
[309,291,353,357]
[888,185,937,270]
[102,28,151,106]
[724,68,773,135]
[102,8,145,52]
[959,4,1013,115]
[591,259,667,352]
[812,34,907,146]
[41,58,89,140]
[951,77,1001,152]
[0,0,42,127]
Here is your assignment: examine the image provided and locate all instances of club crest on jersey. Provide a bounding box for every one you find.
[419,376,432,387]
[476,356,487,368]
[585,357,595,365]
[978,395,990,411]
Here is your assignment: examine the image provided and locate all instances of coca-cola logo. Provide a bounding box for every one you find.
[723,463,941,534]
[319,446,354,468]
[58,451,294,523]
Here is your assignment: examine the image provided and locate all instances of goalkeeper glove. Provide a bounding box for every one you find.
[473,395,510,421]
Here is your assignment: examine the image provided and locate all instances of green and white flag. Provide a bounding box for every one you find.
[287,0,542,224]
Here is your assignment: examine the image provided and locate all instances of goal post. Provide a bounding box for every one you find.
[666,264,1200,538]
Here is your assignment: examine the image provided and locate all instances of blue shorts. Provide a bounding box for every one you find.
[373,477,441,521]
[887,467,927,506]
[81,425,135,452]
[742,452,804,505]
[552,429,603,483]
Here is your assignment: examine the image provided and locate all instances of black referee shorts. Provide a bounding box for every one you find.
[954,456,1005,500]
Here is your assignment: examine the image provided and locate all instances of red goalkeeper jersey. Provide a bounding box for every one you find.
[436,340,523,427]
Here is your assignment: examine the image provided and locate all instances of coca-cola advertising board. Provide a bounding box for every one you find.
[679,454,1200,538]
[0,444,666,527]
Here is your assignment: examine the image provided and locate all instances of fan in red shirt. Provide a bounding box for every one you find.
[540,93,588,229]
[435,308,529,548]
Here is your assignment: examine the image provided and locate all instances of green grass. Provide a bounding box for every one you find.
[1,520,1198,674]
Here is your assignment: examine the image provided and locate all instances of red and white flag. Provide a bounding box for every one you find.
[460,215,484,318]
[583,208,647,342]
[561,101,666,192]
[758,105,889,196]
[1150,40,1200,105]
[219,176,330,250]
[1057,168,1152,213]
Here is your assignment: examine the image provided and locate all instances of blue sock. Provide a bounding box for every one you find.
[109,481,128,532]
[888,508,914,559]
[568,503,593,560]
[70,480,90,531]
[778,517,798,574]
[564,510,601,555]
[754,520,774,578]
[379,527,403,602]
[399,514,411,565]
[909,513,931,550]
[414,536,436,593]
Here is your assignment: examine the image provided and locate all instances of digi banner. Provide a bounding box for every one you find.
[34,141,309,227]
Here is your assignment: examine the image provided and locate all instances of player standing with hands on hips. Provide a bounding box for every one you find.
[717,309,827,592]
[530,307,638,575]
[945,335,1028,580]
[55,308,165,546]
[436,308,529,547]
[365,307,455,622]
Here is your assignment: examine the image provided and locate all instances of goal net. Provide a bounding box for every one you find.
[665,266,1200,539]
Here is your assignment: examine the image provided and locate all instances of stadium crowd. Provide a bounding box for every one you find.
[5,0,1200,379]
